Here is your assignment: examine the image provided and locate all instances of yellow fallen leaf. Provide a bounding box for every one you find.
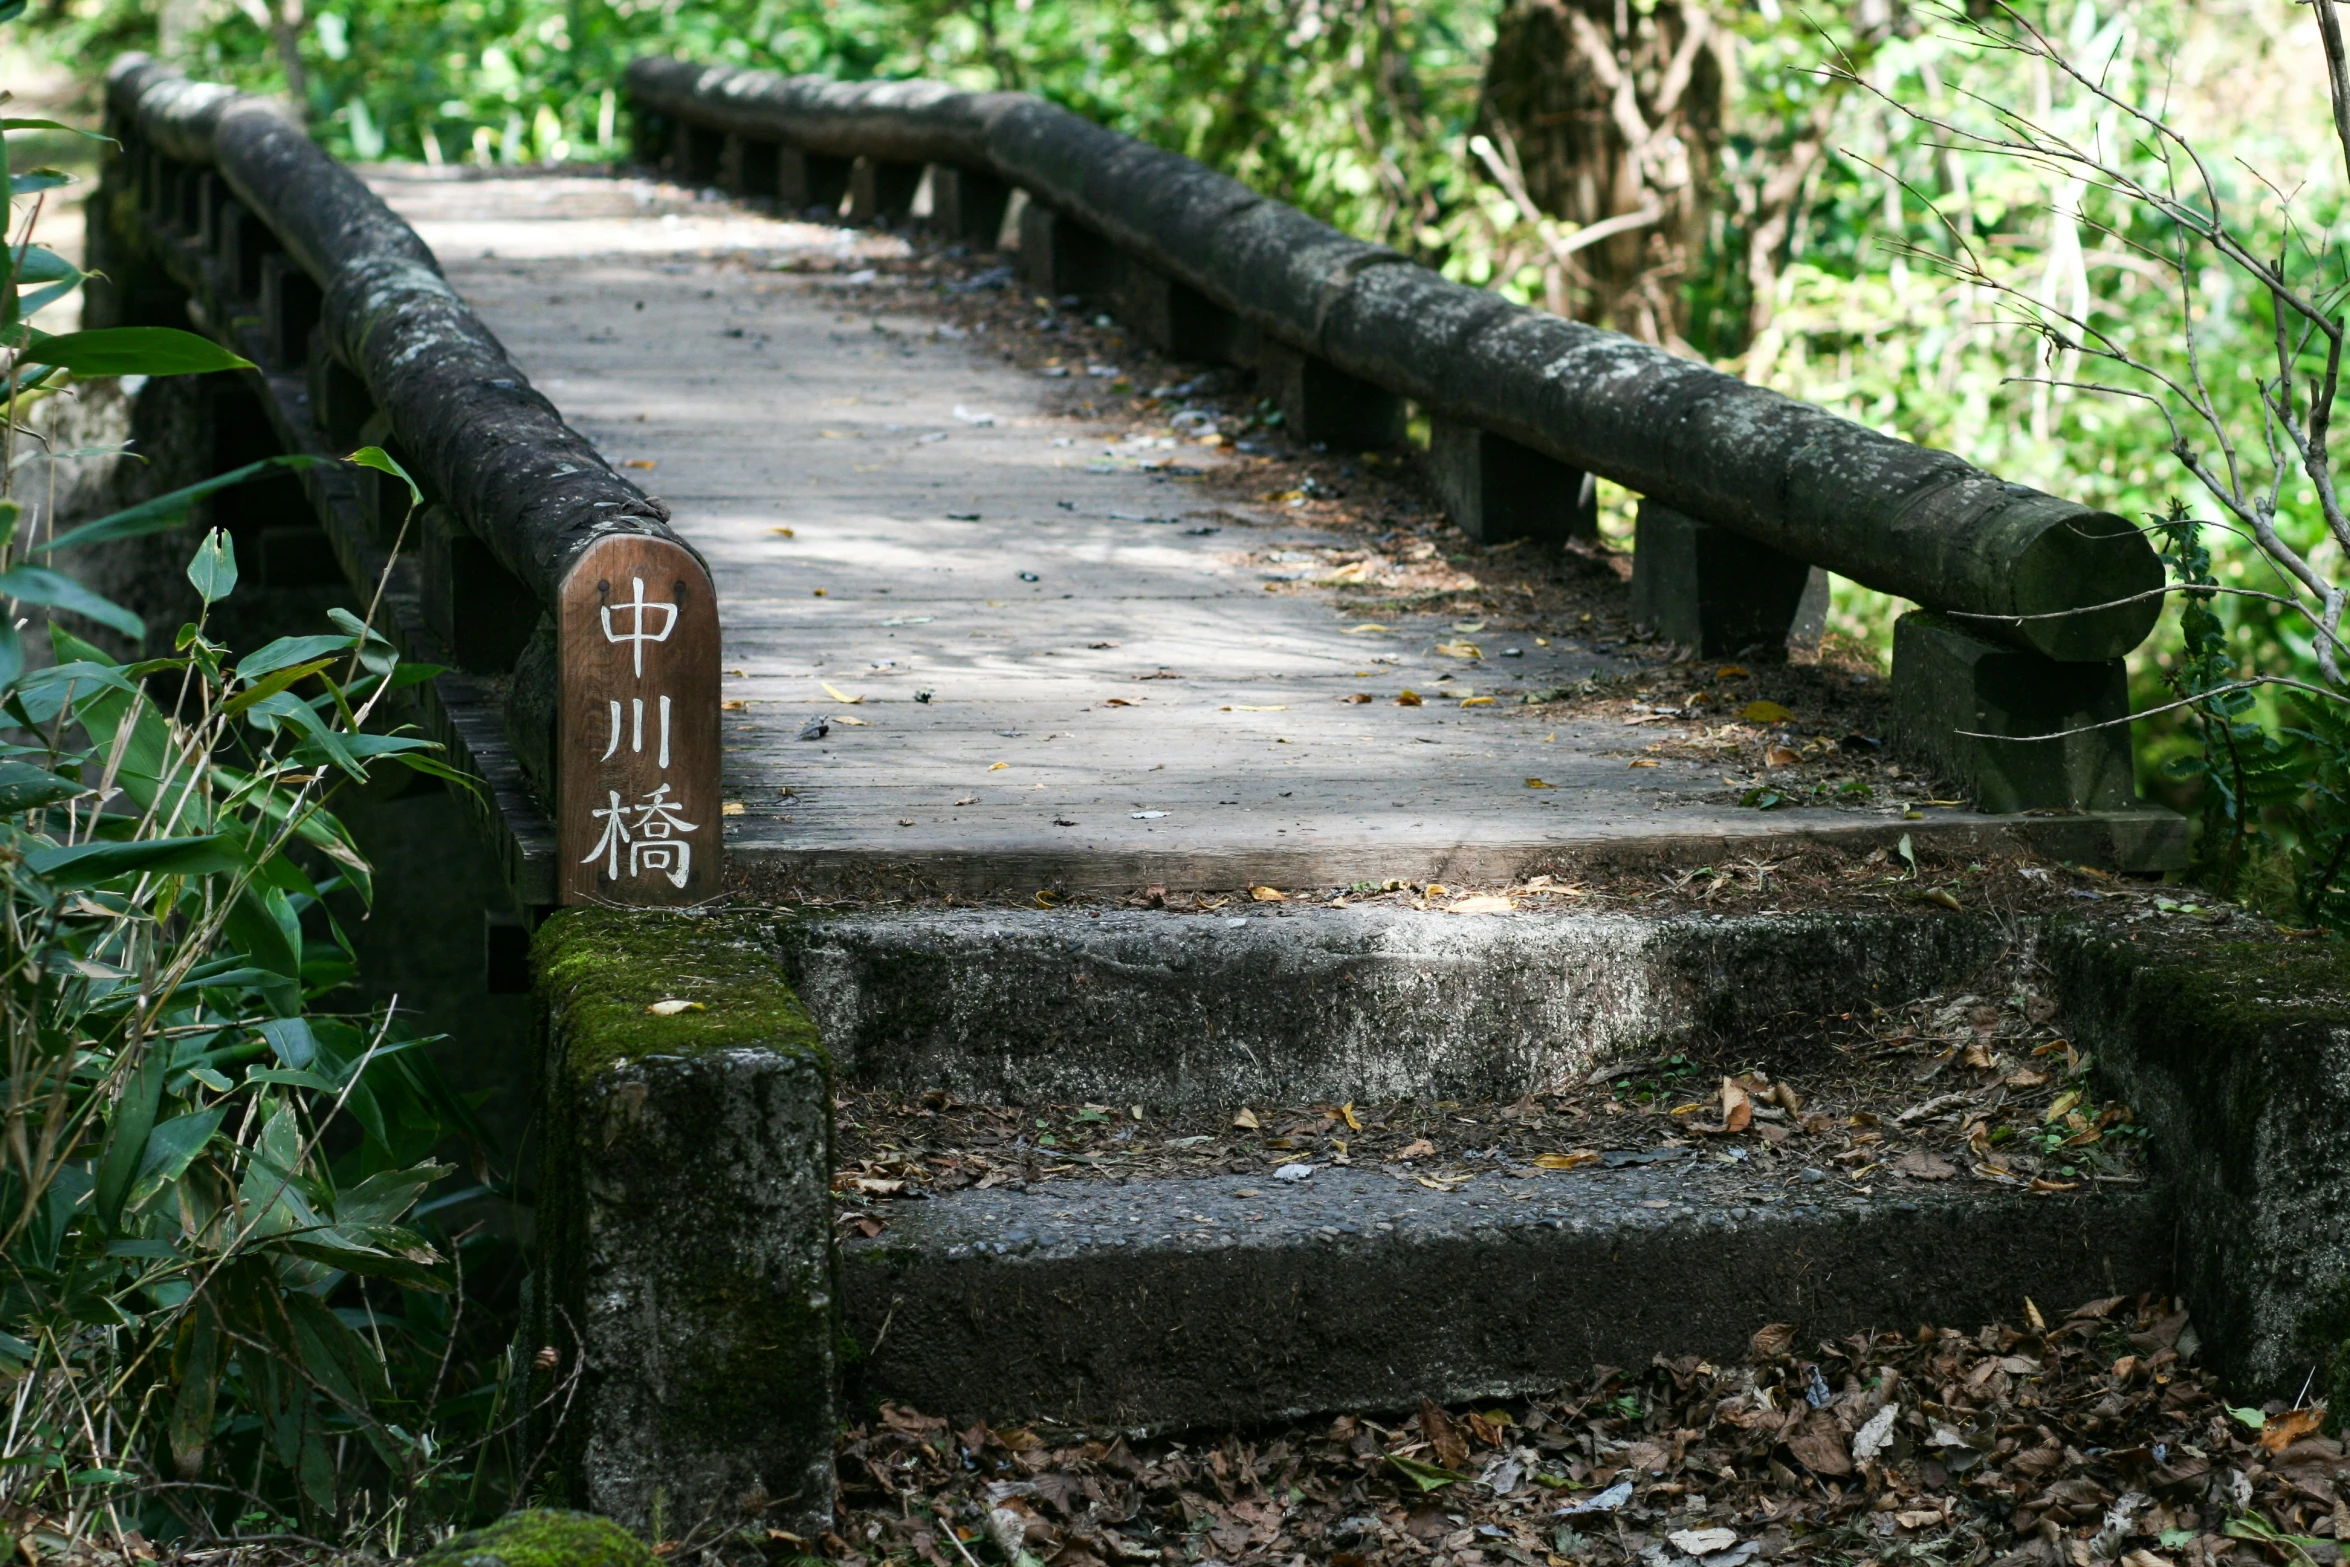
[722,801,746,816]
[1716,664,1749,678]
[1250,885,1287,902]
[1423,883,1447,898]
[1628,758,1659,768]
[1233,1107,1261,1130]
[832,714,869,725]
[646,999,705,1016]
[1460,695,1494,707]
[989,761,1010,770]
[1525,778,1555,789]
[1340,1101,1362,1131]
[1741,700,1794,723]
[1344,623,1392,634]
[624,458,657,470]
[1396,690,1424,706]
[822,681,862,704]
[769,526,796,537]
[722,699,749,711]
[1448,894,1517,915]
[1434,641,1483,659]
[1034,889,1060,907]
[1451,619,1486,633]
[1533,1151,1599,1170]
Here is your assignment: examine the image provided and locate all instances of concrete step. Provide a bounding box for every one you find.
[539,891,2350,1543]
[779,904,2013,1107]
[841,1149,2167,1431]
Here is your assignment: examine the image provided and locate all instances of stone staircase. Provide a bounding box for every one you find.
[522,887,2350,1546]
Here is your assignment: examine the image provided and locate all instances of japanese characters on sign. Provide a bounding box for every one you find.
[558,536,720,905]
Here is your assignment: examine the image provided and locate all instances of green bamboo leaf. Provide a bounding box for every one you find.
[346,444,420,506]
[235,633,354,680]
[168,1303,223,1477]
[222,657,337,718]
[124,1109,226,1214]
[92,1046,168,1233]
[0,565,142,639]
[19,326,253,376]
[1386,1455,1469,1491]
[187,528,237,605]
[38,456,326,554]
[25,834,243,884]
[0,758,88,813]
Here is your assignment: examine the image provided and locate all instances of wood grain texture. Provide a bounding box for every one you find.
[557,533,722,904]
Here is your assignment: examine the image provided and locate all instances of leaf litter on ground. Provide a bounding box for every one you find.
[831,966,2149,1235]
[830,1296,2342,1567]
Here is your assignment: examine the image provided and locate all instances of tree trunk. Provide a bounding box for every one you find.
[1475,0,1724,346]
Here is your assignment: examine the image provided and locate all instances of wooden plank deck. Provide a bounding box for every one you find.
[366,167,2162,896]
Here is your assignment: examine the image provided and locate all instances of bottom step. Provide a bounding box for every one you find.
[844,1158,2167,1429]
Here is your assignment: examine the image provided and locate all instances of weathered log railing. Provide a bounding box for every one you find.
[627,56,2171,825]
[92,56,721,908]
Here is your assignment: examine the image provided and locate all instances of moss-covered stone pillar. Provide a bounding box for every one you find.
[535,909,836,1544]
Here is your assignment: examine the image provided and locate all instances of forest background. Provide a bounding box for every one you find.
[16,0,2346,883]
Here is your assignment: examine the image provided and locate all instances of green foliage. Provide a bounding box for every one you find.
[0,80,538,1548]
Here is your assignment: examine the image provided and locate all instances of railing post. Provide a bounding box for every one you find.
[258,254,319,371]
[556,536,722,906]
[1890,613,2137,813]
[778,147,853,216]
[1118,264,1247,364]
[422,505,542,674]
[672,121,725,186]
[1017,204,1120,299]
[848,156,922,226]
[1628,500,1826,658]
[927,165,1010,248]
[1257,339,1403,449]
[719,135,781,202]
[1429,419,1597,546]
[214,200,270,299]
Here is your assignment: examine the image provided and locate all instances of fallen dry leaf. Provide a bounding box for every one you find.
[1525,777,1556,789]
[2258,1406,2325,1454]
[1389,1138,1437,1161]
[1896,1149,1960,1180]
[1742,700,1795,723]
[1419,1400,1470,1473]
[1783,1408,1853,1476]
[1396,690,1424,706]
[1250,885,1288,902]
[1447,895,1517,915]
[1721,1077,1753,1133]
[646,999,705,1016]
[1532,1151,1598,1170]
[1232,1107,1261,1130]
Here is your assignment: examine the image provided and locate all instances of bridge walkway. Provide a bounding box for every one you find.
[363,165,1978,899]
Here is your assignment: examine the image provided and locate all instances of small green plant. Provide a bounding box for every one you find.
[0,82,536,1552]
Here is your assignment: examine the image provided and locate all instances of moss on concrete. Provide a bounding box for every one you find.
[411,1509,654,1567]
[534,907,823,1080]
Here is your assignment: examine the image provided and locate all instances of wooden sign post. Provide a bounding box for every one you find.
[556,534,722,905]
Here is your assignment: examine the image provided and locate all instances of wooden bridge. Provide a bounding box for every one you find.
[93,56,2183,921]
[81,57,2316,1553]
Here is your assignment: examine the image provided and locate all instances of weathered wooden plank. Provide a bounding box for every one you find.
[373,168,2179,894]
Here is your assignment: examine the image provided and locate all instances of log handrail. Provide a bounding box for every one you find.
[100,56,721,907]
[624,54,2163,665]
